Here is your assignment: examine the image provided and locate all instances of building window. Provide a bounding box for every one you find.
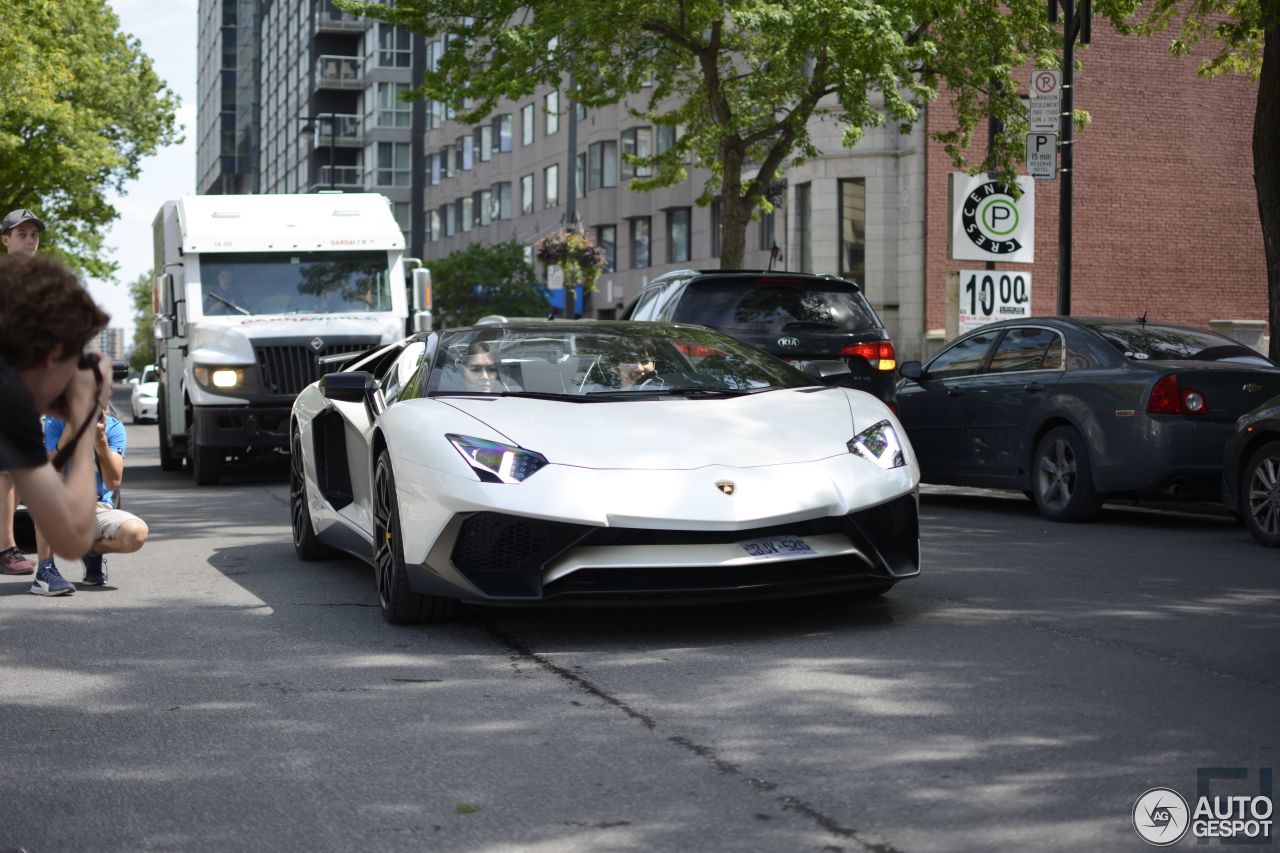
[377,24,410,67]
[545,90,559,135]
[375,142,409,186]
[710,199,722,258]
[460,196,473,232]
[797,182,812,273]
[522,103,534,145]
[839,178,866,282]
[493,114,512,153]
[493,182,512,220]
[656,125,676,155]
[588,140,617,191]
[575,152,586,199]
[521,173,534,215]
[429,152,441,185]
[667,208,690,263]
[376,82,410,127]
[621,127,652,179]
[596,225,616,272]
[443,203,455,237]
[544,163,559,208]
[759,207,776,252]
[428,209,441,241]
[474,125,493,162]
[630,217,651,268]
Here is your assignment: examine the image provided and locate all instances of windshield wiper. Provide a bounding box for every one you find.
[650,387,759,398]
[208,292,252,316]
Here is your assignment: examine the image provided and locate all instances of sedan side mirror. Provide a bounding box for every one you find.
[899,361,924,381]
[321,371,377,403]
[802,360,853,384]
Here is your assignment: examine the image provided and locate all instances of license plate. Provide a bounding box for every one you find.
[738,535,816,559]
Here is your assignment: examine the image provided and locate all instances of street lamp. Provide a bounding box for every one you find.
[299,113,337,191]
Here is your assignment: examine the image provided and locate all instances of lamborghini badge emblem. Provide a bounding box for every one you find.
[716,481,736,496]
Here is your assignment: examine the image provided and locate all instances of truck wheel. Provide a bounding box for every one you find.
[190,415,223,486]
[157,391,181,472]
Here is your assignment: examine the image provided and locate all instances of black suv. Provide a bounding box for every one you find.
[622,269,898,406]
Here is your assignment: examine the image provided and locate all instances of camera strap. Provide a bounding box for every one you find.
[51,405,100,471]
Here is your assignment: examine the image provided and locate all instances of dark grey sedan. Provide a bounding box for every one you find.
[896,317,1280,521]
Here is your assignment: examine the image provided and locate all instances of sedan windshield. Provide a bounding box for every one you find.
[198,251,392,316]
[426,324,814,398]
[1092,323,1272,364]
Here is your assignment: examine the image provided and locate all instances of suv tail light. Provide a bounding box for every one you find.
[1147,373,1208,415]
[840,341,897,371]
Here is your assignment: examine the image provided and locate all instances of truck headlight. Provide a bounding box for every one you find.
[847,420,906,470]
[194,365,248,391]
[447,434,548,483]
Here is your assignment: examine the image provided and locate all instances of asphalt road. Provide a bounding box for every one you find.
[1,390,1276,852]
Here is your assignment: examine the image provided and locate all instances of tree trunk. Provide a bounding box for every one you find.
[718,146,750,269]
[1256,25,1280,361]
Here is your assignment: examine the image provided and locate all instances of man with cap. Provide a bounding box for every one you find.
[0,207,48,575]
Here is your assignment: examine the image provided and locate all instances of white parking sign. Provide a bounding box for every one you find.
[957,270,1033,333]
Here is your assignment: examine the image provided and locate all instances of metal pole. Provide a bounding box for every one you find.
[1057,1,1076,315]
[326,113,336,191]
[410,35,426,260]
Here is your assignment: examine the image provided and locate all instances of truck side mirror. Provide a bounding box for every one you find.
[155,318,174,339]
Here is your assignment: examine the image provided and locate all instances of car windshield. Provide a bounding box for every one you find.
[1092,323,1273,363]
[198,251,393,316]
[426,324,814,398]
[671,278,882,333]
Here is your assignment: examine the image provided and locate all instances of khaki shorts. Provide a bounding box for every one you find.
[96,503,141,542]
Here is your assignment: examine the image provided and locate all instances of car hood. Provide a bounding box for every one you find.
[436,388,880,469]
[136,381,159,397]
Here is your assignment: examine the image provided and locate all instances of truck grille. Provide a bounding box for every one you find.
[255,341,378,396]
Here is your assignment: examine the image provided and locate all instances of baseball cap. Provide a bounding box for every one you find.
[1,209,46,234]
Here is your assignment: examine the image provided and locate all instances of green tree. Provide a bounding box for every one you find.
[128,270,156,372]
[428,240,550,326]
[1095,0,1279,358]
[0,0,180,279]
[342,0,1060,269]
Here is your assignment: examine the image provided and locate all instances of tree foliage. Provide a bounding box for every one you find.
[1094,0,1279,358]
[129,270,156,372]
[342,0,1061,269]
[428,240,550,326]
[0,0,180,280]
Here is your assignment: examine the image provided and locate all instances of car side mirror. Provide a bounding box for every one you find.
[321,371,377,403]
[802,360,853,384]
[899,361,924,381]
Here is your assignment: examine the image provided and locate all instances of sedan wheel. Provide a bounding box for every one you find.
[373,449,459,625]
[1242,440,1280,548]
[290,427,338,561]
[1032,425,1102,522]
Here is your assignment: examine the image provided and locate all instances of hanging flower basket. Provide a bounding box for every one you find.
[534,229,607,292]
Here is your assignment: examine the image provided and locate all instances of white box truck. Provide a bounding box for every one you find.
[152,193,429,484]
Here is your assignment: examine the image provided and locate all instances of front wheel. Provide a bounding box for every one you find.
[157,391,181,472]
[1241,440,1280,548]
[190,413,223,486]
[373,450,459,625]
[1032,425,1102,522]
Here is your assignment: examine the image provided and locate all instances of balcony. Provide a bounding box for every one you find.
[314,1,369,33]
[308,113,362,148]
[316,54,362,89]
[314,165,364,190]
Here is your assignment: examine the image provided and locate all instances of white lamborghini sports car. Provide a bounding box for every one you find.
[289,321,921,624]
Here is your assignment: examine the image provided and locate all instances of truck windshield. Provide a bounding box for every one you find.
[199,251,392,316]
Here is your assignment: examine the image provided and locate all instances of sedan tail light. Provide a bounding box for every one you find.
[1147,373,1209,415]
[840,341,897,371]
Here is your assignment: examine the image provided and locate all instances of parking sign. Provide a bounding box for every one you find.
[1026,132,1058,180]
[1030,68,1062,132]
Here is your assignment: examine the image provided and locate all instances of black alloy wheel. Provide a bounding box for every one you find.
[372,449,459,625]
[1032,425,1102,522]
[290,426,338,560]
[1242,440,1280,548]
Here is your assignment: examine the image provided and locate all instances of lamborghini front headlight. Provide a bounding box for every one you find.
[447,434,548,483]
[847,420,906,470]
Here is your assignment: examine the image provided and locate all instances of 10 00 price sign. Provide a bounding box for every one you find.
[958,270,1032,333]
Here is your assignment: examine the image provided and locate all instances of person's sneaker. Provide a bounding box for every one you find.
[30,561,74,596]
[0,547,35,575]
[81,551,107,586]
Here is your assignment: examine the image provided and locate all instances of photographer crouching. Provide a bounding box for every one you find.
[0,255,113,593]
